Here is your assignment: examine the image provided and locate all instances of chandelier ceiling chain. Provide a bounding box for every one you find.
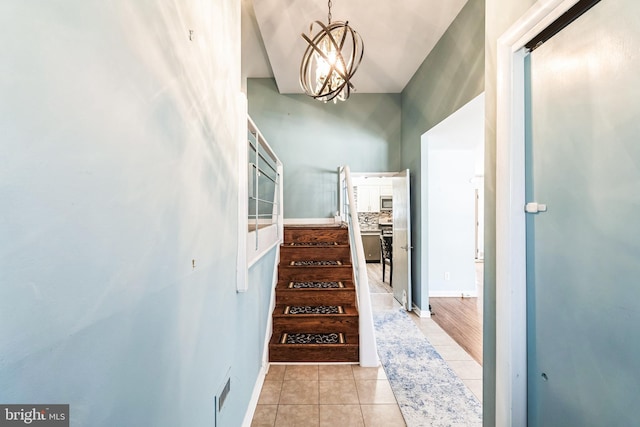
[299,0,364,103]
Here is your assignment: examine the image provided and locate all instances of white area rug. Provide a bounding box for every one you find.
[374,308,482,427]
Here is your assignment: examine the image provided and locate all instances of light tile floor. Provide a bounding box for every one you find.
[252,364,405,427]
[251,315,482,426]
[252,266,482,426]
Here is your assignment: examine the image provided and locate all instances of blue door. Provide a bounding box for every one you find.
[525,0,640,425]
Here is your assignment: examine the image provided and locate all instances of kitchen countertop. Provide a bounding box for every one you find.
[360,228,380,234]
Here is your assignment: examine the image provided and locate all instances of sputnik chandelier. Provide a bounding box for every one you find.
[299,0,364,103]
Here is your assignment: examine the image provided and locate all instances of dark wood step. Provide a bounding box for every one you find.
[275,280,356,305]
[276,279,354,289]
[279,244,351,264]
[278,265,353,282]
[284,226,349,245]
[272,225,359,363]
[272,304,359,336]
[269,334,359,363]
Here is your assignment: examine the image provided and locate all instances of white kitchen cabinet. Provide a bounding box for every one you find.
[380,185,393,196]
[356,185,380,212]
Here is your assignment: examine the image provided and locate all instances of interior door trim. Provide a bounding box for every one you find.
[525,0,601,50]
[495,1,582,426]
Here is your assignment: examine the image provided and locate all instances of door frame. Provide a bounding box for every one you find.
[495,0,581,425]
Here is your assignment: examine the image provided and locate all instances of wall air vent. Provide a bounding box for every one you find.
[214,375,231,427]
[218,377,231,412]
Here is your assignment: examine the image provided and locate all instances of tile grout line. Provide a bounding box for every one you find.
[351,365,367,425]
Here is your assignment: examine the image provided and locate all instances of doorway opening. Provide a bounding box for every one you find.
[420,92,485,365]
[350,170,412,310]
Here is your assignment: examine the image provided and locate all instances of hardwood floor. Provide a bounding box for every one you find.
[366,262,393,294]
[429,262,483,365]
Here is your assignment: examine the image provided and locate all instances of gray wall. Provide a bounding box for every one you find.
[400,0,485,312]
[0,2,274,425]
[247,78,402,219]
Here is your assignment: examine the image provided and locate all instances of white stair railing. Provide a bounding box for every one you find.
[246,117,284,270]
[338,165,379,367]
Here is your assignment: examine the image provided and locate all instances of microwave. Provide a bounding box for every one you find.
[380,196,392,211]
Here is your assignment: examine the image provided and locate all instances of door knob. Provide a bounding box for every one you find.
[525,202,547,213]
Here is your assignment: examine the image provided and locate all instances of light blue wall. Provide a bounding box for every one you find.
[230,246,278,426]
[0,2,273,426]
[247,78,402,219]
[401,0,485,312]
[525,1,640,425]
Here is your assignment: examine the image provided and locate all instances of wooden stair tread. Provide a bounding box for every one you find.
[269,332,359,363]
[269,331,358,343]
[273,304,358,316]
[284,260,350,266]
[284,242,345,246]
[276,280,353,289]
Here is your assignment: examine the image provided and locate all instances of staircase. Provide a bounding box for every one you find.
[269,225,359,363]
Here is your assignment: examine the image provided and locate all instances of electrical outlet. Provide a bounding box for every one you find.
[444,272,450,280]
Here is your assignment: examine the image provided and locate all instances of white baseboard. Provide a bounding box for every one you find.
[412,304,431,317]
[284,218,335,225]
[429,291,478,298]
[241,363,268,427]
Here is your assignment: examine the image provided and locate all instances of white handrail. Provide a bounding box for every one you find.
[339,165,379,367]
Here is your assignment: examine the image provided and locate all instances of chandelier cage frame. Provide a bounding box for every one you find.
[299,1,364,102]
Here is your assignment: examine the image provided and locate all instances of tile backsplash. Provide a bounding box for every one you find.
[379,211,392,223]
[358,211,392,231]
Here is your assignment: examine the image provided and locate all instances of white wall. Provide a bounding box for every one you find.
[423,93,484,297]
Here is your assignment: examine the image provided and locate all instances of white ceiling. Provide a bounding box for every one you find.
[242,0,469,94]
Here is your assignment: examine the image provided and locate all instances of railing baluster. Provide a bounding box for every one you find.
[247,117,282,252]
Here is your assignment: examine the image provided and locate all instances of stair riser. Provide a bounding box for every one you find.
[275,290,356,306]
[284,228,349,245]
[279,246,351,264]
[272,316,359,335]
[278,266,353,282]
[269,344,359,363]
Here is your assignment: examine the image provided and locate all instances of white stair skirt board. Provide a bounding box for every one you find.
[243,247,280,426]
[246,224,280,269]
